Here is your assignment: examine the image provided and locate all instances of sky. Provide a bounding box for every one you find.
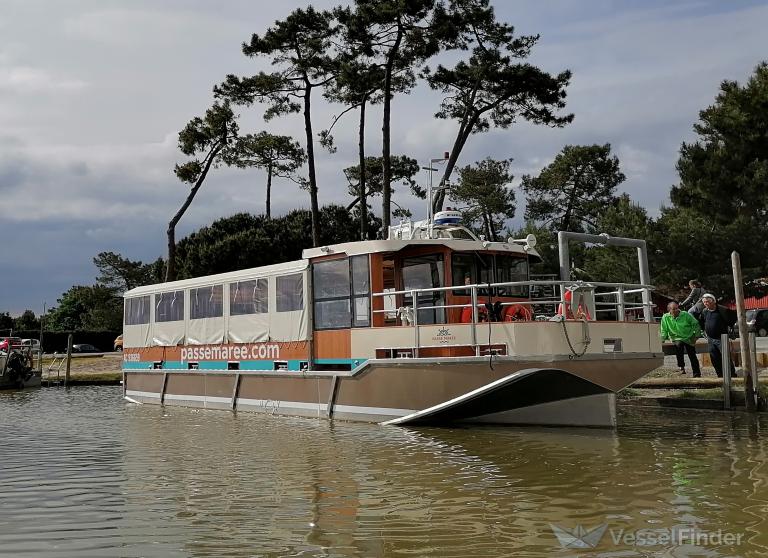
[0,0,766,315]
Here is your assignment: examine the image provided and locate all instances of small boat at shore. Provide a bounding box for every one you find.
[0,337,42,389]
[122,212,662,427]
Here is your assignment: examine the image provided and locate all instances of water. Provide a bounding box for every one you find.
[1,387,768,557]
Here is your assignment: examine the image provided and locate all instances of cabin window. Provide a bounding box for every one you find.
[230,278,268,315]
[190,285,223,319]
[402,254,445,324]
[155,290,184,322]
[495,256,529,297]
[351,255,370,327]
[313,256,370,329]
[124,296,150,326]
[276,273,304,312]
[313,259,351,329]
[451,253,476,295]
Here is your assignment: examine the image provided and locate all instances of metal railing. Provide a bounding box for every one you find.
[371,279,655,357]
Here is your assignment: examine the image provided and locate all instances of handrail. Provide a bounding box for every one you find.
[368,278,655,357]
[374,279,654,298]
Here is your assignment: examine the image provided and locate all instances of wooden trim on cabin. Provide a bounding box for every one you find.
[313,329,351,359]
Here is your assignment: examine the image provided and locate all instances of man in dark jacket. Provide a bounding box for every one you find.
[699,293,737,378]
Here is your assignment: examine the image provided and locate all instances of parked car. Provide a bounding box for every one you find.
[21,339,42,353]
[731,308,768,338]
[0,337,22,351]
[746,309,768,337]
[71,344,101,354]
[114,334,123,352]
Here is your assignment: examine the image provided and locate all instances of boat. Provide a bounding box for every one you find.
[122,212,662,427]
[0,336,42,389]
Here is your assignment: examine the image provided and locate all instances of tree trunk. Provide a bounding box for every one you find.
[303,83,321,247]
[433,111,480,213]
[359,98,367,240]
[481,212,492,241]
[165,145,221,282]
[381,22,403,236]
[266,163,272,219]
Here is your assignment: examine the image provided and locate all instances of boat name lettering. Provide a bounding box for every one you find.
[180,344,280,362]
[123,353,140,362]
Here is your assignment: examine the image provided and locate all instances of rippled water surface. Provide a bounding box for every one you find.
[2,387,768,557]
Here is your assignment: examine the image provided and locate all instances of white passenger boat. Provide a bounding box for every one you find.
[122,213,662,427]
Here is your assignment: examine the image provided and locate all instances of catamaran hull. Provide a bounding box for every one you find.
[123,355,660,427]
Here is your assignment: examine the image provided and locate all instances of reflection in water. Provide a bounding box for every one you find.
[1,387,768,556]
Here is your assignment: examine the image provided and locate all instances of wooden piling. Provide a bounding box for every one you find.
[64,334,73,387]
[731,251,756,411]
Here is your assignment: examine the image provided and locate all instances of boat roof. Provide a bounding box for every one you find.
[125,238,540,298]
[303,238,541,260]
[124,259,309,298]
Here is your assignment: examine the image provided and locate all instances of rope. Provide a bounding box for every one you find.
[561,317,591,359]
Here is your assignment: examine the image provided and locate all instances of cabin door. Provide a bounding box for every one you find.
[401,255,445,324]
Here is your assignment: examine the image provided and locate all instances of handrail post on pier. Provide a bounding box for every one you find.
[617,286,625,322]
[722,333,731,409]
[411,290,419,358]
[471,286,479,356]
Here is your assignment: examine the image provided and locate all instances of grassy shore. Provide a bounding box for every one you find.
[41,353,123,383]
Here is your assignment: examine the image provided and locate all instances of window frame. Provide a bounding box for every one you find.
[312,255,371,330]
[230,278,269,316]
[276,273,304,313]
[189,285,224,320]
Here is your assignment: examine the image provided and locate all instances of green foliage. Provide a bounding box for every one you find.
[0,312,13,331]
[522,144,625,232]
[93,251,158,292]
[347,0,442,231]
[174,205,380,279]
[671,62,768,228]
[449,157,515,241]
[14,310,40,331]
[581,195,655,284]
[651,207,762,300]
[168,101,240,281]
[425,0,572,211]
[174,102,238,183]
[343,156,423,206]
[45,285,122,332]
[215,6,338,247]
[222,131,306,217]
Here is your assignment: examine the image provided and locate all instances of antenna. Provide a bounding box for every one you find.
[508,233,537,252]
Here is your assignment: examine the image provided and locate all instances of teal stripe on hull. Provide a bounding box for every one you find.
[122,358,365,372]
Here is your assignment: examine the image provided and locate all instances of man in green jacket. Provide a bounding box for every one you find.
[660,301,702,377]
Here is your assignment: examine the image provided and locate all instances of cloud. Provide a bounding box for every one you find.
[0,65,87,94]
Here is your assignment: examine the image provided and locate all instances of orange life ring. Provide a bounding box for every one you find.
[460,305,489,323]
[504,304,532,321]
[557,289,592,320]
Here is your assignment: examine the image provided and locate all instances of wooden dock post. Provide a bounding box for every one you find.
[64,334,73,387]
[731,251,756,411]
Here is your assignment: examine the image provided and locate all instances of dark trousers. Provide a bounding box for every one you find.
[708,338,736,378]
[673,341,701,377]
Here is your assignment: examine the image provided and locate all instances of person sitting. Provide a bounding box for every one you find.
[660,301,702,377]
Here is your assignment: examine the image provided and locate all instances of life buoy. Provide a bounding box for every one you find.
[503,304,532,321]
[557,290,573,318]
[557,289,592,320]
[460,305,489,323]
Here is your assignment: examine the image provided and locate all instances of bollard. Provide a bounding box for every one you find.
[722,333,731,409]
